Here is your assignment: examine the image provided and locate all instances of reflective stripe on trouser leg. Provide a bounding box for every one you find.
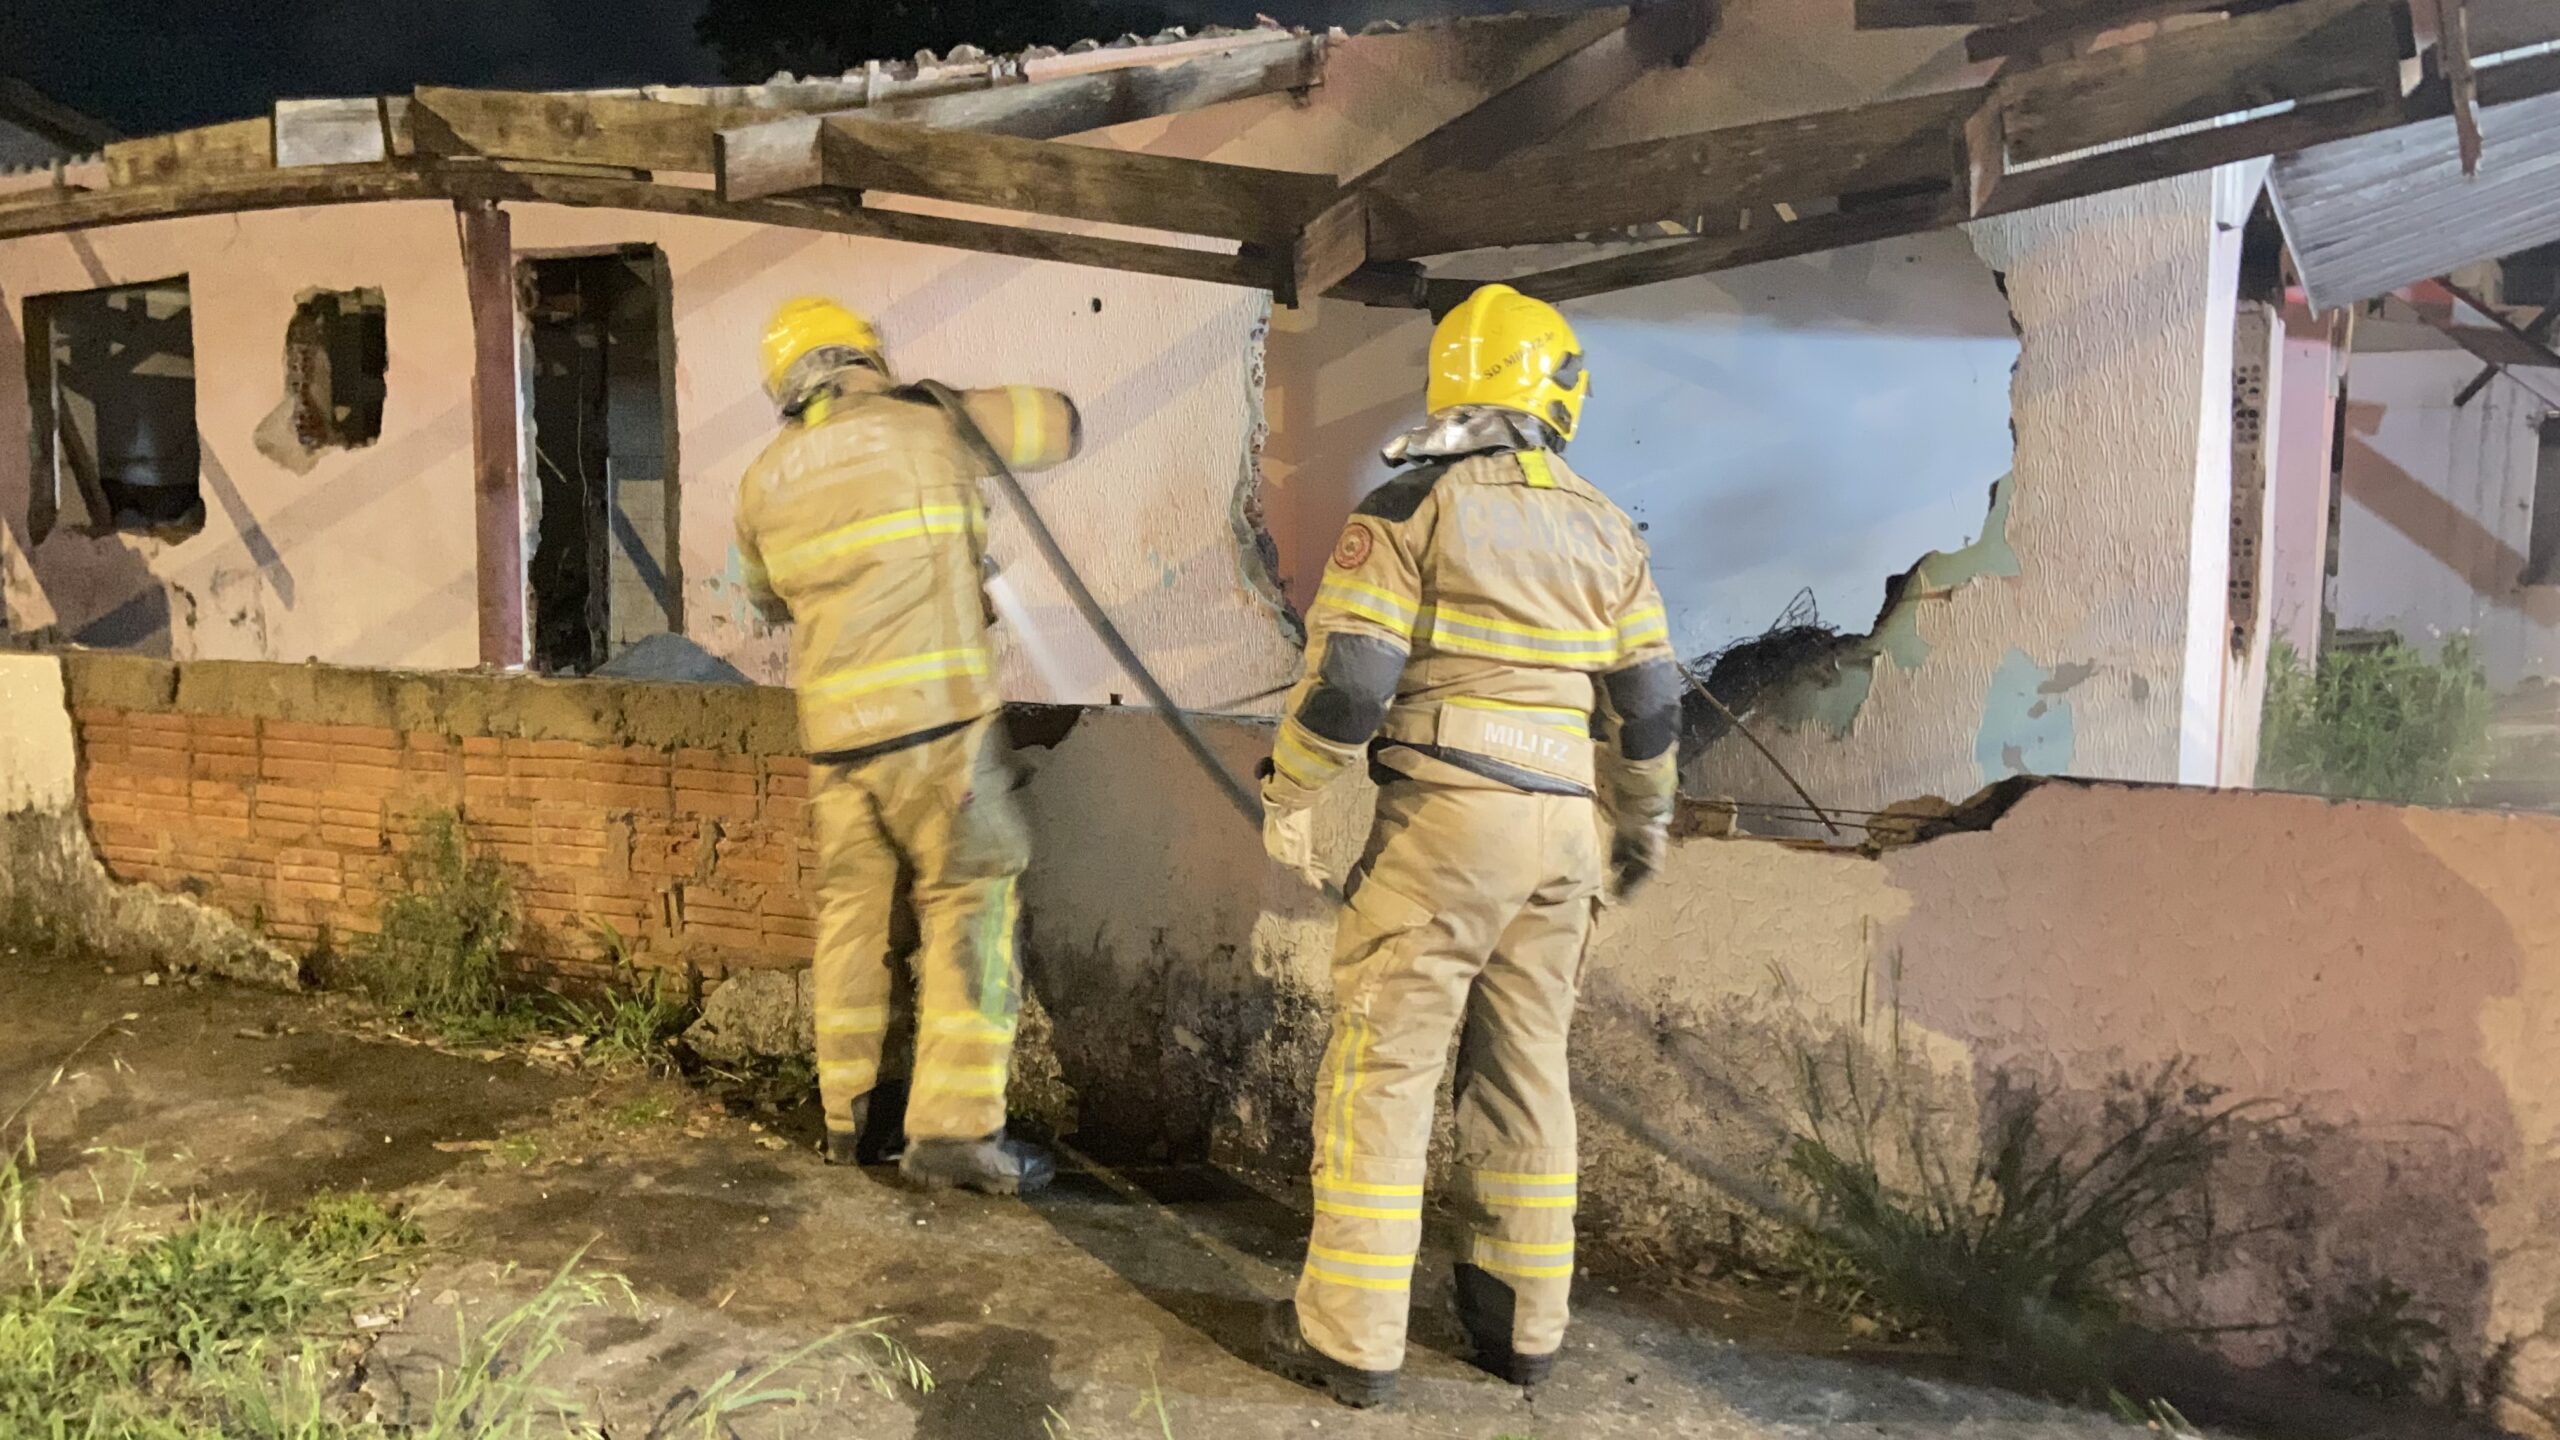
[1296,786,1519,1375]
[810,762,899,1130]
[1451,808,1600,1360]
[885,716,1031,1141]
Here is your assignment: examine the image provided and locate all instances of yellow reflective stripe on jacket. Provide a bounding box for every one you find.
[1008,385,1042,467]
[1424,604,1620,663]
[1518,450,1558,489]
[766,505,972,586]
[817,1006,889,1036]
[802,647,990,706]
[1616,603,1670,650]
[1313,572,1419,637]
[1441,696,1592,736]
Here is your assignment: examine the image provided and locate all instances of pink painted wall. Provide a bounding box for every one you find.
[0,201,482,667]
[1586,777,2560,1419]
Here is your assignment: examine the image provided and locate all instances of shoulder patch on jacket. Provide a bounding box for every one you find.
[1354,467,1444,523]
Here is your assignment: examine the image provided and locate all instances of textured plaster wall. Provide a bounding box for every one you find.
[0,200,483,667]
[0,192,1299,705]
[2334,324,2560,686]
[1682,171,2244,818]
[997,711,2560,1414]
[1013,712,2560,1404]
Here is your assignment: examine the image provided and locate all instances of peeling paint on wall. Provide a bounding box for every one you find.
[1976,647,2078,782]
[1871,471,2022,672]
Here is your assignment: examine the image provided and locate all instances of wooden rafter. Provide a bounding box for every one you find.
[858,35,1323,139]
[1852,0,2037,26]
[1365,88,1974,262]
[1287,2,1713,303]
[1964,0,2238,62]
[1992,0,2401,167]
[0,164,1273,291]
[1487,191,1962,308]
[716,111,1333,253]
[409,39,1323,175]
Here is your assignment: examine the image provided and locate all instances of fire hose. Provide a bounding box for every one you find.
[917,381,1266,832]
[921,380,1841,848]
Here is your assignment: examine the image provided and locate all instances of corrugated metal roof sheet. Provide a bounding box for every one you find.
[2272,85,2560,311]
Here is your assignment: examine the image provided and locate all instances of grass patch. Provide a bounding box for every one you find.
[603,1095,678,1130]
[1780,1049,2273,1400]
[1,1149,926,1437]
[2258,634,2492,806]
[0,1145,421,1437]
[551,926,692,1076]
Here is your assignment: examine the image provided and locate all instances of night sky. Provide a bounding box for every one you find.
[0,0,1584,137]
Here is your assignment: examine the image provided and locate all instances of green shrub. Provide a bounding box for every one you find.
[356,814,532,1042]
[2258,635,2492,806]
[1781,1052,2271,1399]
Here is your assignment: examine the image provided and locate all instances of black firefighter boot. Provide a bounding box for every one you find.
[898,1129,1056,1195]
[1454,1263,1559,1387]
[1261,1301,1399,1408]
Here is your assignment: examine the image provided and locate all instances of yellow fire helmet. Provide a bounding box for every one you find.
[1426,282,1590,442]
[761,296,885,403]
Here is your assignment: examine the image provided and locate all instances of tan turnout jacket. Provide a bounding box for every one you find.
[1267,447,1678,824]
[735,380,1076,756]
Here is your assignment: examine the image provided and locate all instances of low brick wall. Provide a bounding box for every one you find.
[63,653,817,984]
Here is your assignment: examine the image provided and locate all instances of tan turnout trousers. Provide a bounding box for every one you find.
[1296,780,1602,1373]
[809,712,1030,1141]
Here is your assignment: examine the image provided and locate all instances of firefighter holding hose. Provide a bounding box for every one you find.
[734,297,1078,1195]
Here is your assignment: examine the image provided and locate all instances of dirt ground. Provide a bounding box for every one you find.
[0,947,2158,1439]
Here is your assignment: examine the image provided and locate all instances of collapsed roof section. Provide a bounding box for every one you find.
[0,0,2551,310]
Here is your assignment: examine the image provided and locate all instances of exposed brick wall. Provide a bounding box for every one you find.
[67,658,819,987]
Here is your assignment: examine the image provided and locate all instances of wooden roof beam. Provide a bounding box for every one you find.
[0,163,1274,291]
[716,110,1335,262]
[1290,1,1714,305]
[1365,86,1975,262]
[406,40,1320,178]
[860,33,1324,138]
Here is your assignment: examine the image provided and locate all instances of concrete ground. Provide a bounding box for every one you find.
[0,947,2157,1440]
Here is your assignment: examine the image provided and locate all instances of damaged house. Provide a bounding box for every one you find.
[11,0,2560,1430]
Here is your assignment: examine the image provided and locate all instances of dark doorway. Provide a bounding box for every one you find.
[522,248,679,675]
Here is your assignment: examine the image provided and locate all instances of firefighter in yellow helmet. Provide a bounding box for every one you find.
[734,297,1082,1194]
[1257,284,1680,1405]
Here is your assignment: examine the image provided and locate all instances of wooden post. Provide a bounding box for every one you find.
[457,199,524,669]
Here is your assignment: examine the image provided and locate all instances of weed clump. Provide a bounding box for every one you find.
[359,813,523,1039]
[1781,1051,2272,1399]
[348,820,696,1066]
[2259,634,2492,806]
